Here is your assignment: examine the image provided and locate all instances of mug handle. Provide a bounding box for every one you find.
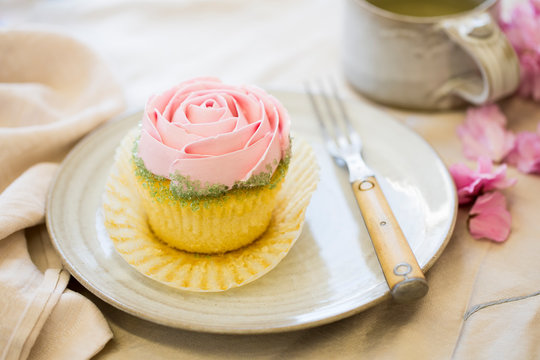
[434,12,520,105]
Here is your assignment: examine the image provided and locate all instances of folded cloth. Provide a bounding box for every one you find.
[0,29,124,360]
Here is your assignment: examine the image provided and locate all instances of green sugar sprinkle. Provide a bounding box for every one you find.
[131,135,291,207]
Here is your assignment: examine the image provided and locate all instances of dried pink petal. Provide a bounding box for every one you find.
[457,105,515,162]
[449,157,517,205]
[505,125,540,174]
[469,192,511,242]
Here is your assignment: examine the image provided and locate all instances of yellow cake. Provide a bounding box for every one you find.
[132,142,288,254]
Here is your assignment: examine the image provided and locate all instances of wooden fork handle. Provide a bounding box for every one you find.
[352,176,428,303]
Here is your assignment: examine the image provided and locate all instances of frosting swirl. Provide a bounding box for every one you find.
[138,78,290,192]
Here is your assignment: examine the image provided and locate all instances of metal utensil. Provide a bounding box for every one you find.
[305,80,428,303]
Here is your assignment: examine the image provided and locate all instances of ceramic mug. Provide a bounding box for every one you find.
[343,0,520,110]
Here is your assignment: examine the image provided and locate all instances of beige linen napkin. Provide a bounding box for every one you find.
[0,29,124,359]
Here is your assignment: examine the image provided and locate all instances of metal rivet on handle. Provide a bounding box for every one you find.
[359,180,374,191]
[393,263,412,277]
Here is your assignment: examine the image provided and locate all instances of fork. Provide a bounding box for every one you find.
[306,80,428,303]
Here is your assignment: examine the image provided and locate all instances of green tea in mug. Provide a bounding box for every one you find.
[366,0,484,17]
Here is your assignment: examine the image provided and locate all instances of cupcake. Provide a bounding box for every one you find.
[103,78,319,291]
[133,77,291,254]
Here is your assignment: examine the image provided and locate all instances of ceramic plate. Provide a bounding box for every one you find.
[46,91,457,334]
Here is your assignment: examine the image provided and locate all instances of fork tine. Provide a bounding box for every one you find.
[306,79,362,155]
[318,79,347,144]
[304,82,332,143]
[328,78,357,137]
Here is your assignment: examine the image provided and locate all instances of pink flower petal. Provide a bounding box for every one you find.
[449,157,517,205]
[469,192,511,242]
[499,0,540,102]
[457,105,515,162]
[505,129,540,174]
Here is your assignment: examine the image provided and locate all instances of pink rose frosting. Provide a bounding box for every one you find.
[138,77,290,189]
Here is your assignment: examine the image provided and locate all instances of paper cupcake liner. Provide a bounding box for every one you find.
[103,129,319,291]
